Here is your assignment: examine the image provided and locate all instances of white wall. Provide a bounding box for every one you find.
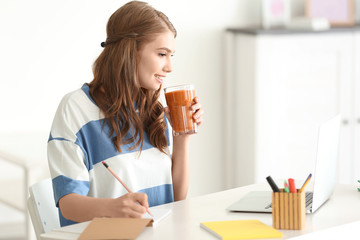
[2,0,357,198]
[0,0,262,198]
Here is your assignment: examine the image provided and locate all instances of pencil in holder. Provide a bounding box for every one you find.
[272,189,305,230]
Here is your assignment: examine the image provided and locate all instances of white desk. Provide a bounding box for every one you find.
[41,183,360,240]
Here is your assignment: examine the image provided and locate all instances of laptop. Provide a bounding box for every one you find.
[227,114,341,214]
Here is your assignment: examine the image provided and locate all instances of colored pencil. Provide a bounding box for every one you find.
[299,173,312,193]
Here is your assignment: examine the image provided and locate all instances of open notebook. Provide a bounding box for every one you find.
[142,204,172,226]
[52,204,172,234]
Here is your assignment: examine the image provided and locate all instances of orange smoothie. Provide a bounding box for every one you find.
[164,85,197,135]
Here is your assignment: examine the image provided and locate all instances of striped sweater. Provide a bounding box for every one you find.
[47,84,173,226]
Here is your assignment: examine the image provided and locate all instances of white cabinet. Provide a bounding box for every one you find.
[224,28,360,188]
[348,31,360,183]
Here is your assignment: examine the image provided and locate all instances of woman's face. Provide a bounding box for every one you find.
[137,31,175,91]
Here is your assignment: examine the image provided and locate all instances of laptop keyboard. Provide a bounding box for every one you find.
[305,192,313,207]
[266,192,313,209]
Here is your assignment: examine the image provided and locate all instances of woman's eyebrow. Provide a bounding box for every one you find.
[156,47,175,54]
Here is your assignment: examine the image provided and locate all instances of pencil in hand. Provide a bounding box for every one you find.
[102,161,153,217]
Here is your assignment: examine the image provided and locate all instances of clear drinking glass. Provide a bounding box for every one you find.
[164,84,197,136]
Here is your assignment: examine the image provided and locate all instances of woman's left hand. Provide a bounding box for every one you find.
[191,97,204,127]
[164,96,204,128]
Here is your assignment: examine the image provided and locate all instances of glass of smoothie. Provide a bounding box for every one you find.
[164,84,197,136]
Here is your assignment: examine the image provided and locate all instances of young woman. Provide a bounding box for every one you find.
[47,1,204,227]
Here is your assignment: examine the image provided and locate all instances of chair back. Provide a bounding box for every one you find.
[27,178,60,240]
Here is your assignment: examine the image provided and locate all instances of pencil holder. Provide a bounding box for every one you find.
[272,189,305,230]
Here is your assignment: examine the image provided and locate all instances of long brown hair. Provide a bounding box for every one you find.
[89,1,177,154]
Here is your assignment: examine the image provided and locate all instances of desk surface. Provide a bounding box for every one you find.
[41,183,360,240]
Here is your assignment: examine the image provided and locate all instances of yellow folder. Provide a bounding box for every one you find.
[200,219,283,239]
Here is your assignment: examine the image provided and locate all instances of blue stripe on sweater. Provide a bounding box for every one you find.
[52,175,90,207]
[52,175,89,227]
[138,184,174,207]
[74,118,162,171]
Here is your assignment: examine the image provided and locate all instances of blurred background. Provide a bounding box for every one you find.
[1,0,359,239]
